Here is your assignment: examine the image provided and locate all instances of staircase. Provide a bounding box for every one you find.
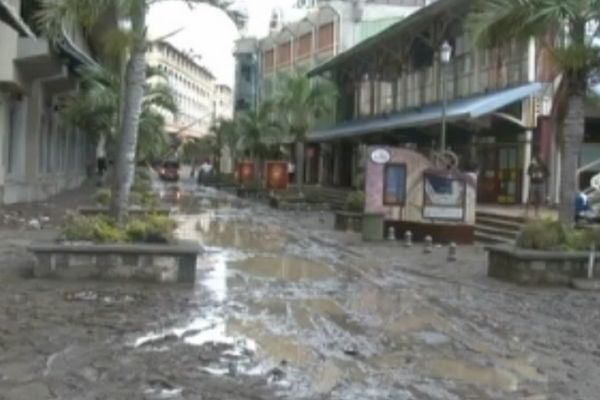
[475,211,526,244]
[300,186,352,211]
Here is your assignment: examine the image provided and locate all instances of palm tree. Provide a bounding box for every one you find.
[468,0,600,226]
[238,101,283,161]
[61,65,178,163]
[276,72,337,190]
[211,118,242,173]
[37,0,244,223]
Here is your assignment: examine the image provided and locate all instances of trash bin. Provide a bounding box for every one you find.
[361,213,384,241]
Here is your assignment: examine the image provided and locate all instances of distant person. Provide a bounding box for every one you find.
[190,157,198,178]
[96,135,107,186]
[526,156,549,217]
[197,159,213,184]
[287,161,295,182]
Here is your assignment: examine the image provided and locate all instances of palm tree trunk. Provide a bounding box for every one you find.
[109,1,147,223]
[295,139,305,192]
[559,91,585,226]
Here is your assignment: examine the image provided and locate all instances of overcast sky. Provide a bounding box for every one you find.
[148,0,297,87]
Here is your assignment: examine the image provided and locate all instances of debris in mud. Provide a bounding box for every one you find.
[136,333,179,348]
[266,360,288,383]
[144,377,183,400]
[64,290,139,304]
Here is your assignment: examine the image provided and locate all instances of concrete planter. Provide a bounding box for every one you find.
[236,187,267,200]
[78,207,171,217]
[28,240,202,284]
[334,211,363,233]
[486,245,597,286]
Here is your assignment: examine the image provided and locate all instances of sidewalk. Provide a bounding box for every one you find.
[0,179,97,230]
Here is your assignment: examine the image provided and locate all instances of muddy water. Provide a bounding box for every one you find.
[156,186,550,399]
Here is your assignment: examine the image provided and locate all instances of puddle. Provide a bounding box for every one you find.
[424,358,519,391]
[195,216,288,252]
[229,255,336,281]
[227,319,318,366]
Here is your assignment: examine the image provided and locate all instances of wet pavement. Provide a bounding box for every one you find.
[0,179,600,399]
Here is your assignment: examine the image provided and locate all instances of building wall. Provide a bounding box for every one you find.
[254,0,422,105]
[214,84,233,120]
[0,1,101,205]
[146,42,217,139]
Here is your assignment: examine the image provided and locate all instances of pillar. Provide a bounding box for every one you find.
[318,143,325,186]
[521,129,532,204]
[333,143,340,186]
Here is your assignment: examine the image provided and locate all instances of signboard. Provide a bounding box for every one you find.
[237,162,256,184]
[422,173,466,221]
[371,148,391,164]
[266,161,288,190]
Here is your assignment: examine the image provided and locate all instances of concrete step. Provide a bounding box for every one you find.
[476,211,527,225]
[475,223,520,240]
[475,216,524,233]
[475,230,514,245]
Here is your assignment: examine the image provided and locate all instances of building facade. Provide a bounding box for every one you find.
[233,0,426,115]
[0,0,110,204]
[308,0,598,205]
[146,41,217,139]
[233,37,260,114]
[214,84,233,121]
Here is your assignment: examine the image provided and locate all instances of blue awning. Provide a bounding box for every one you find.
[309,82,543,142]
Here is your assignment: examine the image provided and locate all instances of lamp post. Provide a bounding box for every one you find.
[440,41,452,152]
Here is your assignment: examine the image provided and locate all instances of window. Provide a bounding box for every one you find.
[318,22,334,50]
[383,164,407,205]
[296,32,312,59]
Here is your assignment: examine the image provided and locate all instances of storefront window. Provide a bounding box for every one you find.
[383,164,407,205]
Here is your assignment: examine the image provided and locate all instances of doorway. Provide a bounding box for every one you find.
[477,145,523,204]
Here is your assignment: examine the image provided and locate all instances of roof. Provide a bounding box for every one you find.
[0,0,34,37]
[154,41,216,81]
[309,82,543,142]
[308,0,466,77]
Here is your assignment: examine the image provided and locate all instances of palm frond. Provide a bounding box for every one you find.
[467,0,562,47]
[36,0,113,41]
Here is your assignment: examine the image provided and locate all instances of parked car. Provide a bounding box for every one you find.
[158,160,180,182]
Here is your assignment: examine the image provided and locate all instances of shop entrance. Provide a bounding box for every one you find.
[477,145,523,204]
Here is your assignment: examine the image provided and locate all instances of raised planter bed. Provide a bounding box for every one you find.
[334,211,363,232]
[78,207,171,217]
[236,187,268,200]
[28,240,202,284]
[486,244,598,286]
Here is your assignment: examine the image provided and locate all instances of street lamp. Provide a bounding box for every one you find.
[439,40,452,152]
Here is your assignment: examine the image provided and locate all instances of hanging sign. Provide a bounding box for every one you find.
[370,148,391,164]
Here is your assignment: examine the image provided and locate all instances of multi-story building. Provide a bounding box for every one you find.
[146,41,217,139]
[213,84,233,121]
[307,0,599,205]
[233,37,260,114]
[0,0,112,204]
[233,0,425,115]
[258,0,426,102]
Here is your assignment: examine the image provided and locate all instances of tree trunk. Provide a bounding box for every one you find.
[558,91,585,226]
[109,2,147,224]
[295,139,305,192]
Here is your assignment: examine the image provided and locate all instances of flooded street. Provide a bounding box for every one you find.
[1,181,600,399]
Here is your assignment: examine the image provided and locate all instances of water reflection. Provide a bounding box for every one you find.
[229,255,335,281]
